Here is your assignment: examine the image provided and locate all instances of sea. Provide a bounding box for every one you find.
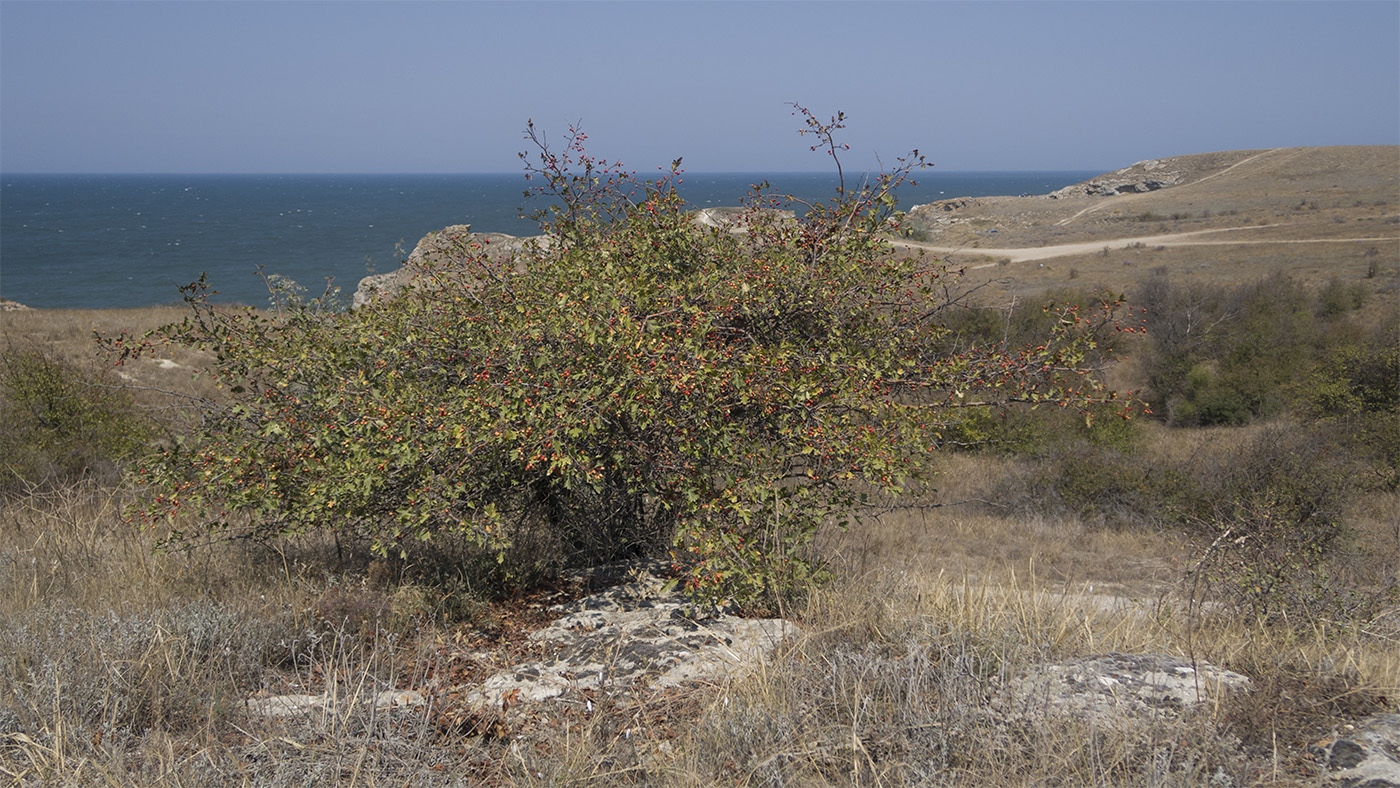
[1,171,1097,310]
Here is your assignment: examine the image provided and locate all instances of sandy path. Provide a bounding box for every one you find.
[891,226,1396,267]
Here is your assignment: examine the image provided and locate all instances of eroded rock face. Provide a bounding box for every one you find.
[1310,713,1400,787]
[1049,158,1185,199]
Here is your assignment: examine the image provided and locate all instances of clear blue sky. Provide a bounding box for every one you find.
[2,0,1396,174]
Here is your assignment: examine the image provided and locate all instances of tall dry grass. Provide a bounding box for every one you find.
[0,482,507,787]
[2,450,1394,786]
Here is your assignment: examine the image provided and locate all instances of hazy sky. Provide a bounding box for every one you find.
[2,1,1396,174]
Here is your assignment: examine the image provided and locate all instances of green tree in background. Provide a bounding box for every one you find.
[0,348,148,495]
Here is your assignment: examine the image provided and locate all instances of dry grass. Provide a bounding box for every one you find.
[3,299,1397,786]
[668,573,1389,788]
[942,241,1399,306]
[1,306,224,408]
[1,307,192,361]
[0,483,498,787]
[822,450,1190,598]
[2,449,1395,786]
[900,144,1400,309]
[903,145,1400,254]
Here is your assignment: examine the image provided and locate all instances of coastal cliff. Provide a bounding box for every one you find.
[353,225,531,308]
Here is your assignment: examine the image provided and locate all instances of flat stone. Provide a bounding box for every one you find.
[247,688,425,719]
[1310,713,1400,787]
[1005,653,1252,723]
[462,567,798,712]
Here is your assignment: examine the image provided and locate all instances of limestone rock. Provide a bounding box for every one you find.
[1049,159,1184,199]
[1005,653,1251,723]
[463,562,798,713]
[1310,713,1400,787]
[352,270,407,308]
[247,688,425,719]
[352,225,532,308]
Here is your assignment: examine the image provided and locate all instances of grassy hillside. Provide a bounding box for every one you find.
[898,145,1399,303]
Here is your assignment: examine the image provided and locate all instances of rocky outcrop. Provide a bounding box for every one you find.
[247,560,798,723]
[352,225,532,308]
[1310,713,1400,787]
[1004,653,1252,723]
[463,561,797,716]
[1049,158,1185,199]
[247,577,1398,785]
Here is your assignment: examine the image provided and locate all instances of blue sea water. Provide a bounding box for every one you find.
[1,171,1096,310]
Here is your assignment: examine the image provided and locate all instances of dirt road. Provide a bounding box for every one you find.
[891,226,1396,267]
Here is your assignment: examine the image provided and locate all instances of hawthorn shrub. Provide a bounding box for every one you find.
[934,293,1145,455]
[114,109,1134,606]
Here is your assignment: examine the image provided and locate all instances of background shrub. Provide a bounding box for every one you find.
[1300,339,1400,491]
[1038,443,1152,526]
[1180,424,1361,618]
[1134,269,1386,427]
[0,347,148,496]
[1009,413,1376,619]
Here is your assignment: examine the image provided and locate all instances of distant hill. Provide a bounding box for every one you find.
[902,146,1399,249]
[894,146,1398,298]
